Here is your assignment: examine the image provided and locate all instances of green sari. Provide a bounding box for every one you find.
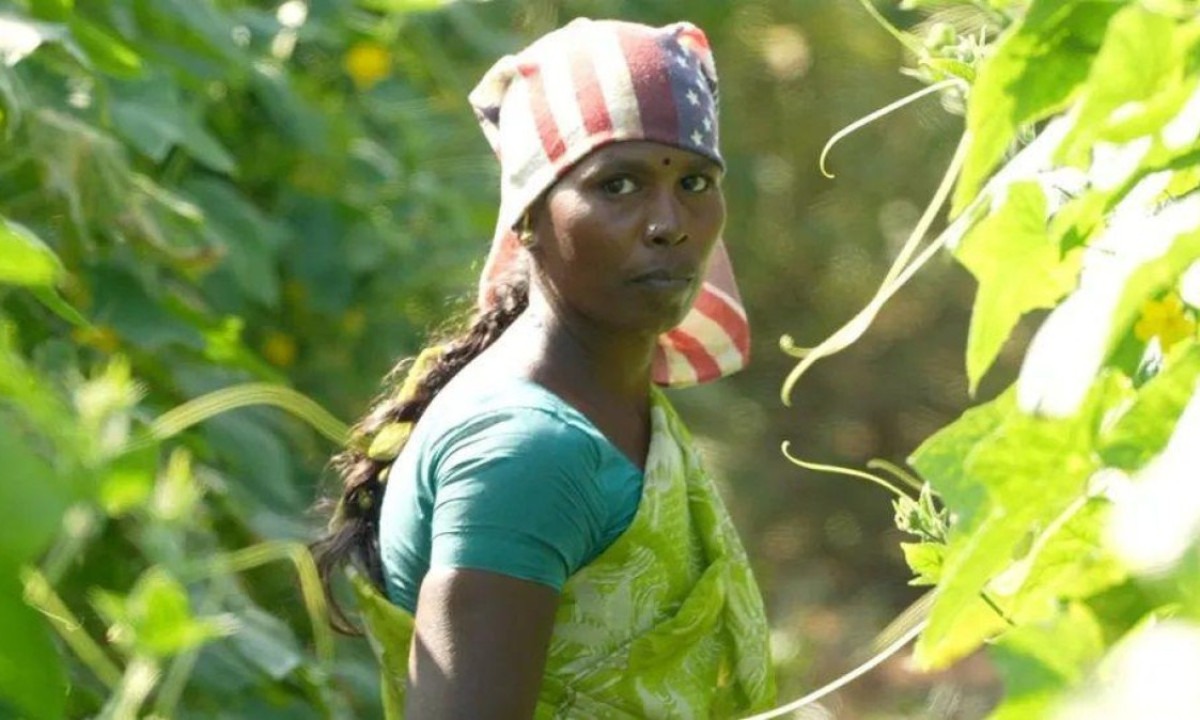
[353,387,776,718]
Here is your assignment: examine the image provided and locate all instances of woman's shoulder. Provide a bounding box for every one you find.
[418,366,604,460]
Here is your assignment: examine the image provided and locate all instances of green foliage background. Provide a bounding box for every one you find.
[4,0,1198,718]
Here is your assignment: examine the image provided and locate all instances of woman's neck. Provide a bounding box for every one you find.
[506,288,656,405]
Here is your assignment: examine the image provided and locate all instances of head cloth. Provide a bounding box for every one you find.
[470,18,750,387]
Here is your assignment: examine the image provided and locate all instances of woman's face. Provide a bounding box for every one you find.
[529,141,726,336]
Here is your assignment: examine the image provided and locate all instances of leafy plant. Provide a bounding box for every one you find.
[777,0,1200,717]
[0,0,514,716]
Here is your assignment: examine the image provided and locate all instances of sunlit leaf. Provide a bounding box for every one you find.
[29,0,73,22]
[954,0,1119,214]
[1055,6,1192,166]
[0,217,61,287]
[93,567,231,658]
[900,542,944,586]
[987,602,1104,720]
[1103,345,1200,470]
[99,443,158,517]
[68,16,142,78]
[910,389,1015,532]
[956,182,1081,393]
[915,377,1119,668]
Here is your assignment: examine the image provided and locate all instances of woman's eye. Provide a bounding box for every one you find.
[601,177,638,195]
[681,174,714,193]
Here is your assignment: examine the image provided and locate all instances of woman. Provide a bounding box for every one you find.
[315,18,776,719]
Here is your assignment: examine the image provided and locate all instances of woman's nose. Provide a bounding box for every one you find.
[644,192,687,246]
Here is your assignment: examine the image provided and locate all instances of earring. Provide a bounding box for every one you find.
[516,213,536,248]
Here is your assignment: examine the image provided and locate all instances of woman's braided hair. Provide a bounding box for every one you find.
[312,273,529,633]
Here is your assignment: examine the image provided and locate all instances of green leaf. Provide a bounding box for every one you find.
[901,542,945,586]
[30,0,73,22]
[909,389,1016,532]
[151,0,241,59]
[93,567,229,658]
[0,422,73,566]
[1055,6,1192,166]
[183,178,282,307]
[0,573,66,720]
[357,0,448,12]
[87,265,204,350]
[957,182,1082,393]
[203,412,302,514]
[1102,344,1200,469]
[111,76,236,173]
[228,605,303,680]
[915,378,1115,668]
[0,217,62,287]
[68,16,142,78]
[991,497,1127,619]
[954,0,1120,214]
[99,443,158,517]
[987,602,1105,720]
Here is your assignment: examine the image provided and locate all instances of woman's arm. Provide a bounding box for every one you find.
[405,566,560,720]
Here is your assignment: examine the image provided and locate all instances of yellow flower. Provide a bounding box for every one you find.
[1134,293,1196,351]
[344,41,392,91]
[262,331,298,368]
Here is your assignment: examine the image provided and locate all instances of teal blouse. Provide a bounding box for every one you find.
[377,365,644,613]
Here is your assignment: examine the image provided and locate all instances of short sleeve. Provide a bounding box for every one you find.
[428,408,607,591]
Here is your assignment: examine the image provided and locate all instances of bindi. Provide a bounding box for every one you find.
[661,157,671,166]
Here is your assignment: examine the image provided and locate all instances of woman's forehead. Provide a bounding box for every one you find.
[575,141,722,172]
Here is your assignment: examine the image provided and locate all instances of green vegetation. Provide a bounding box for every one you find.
[0,0,505,716]
[3,0,1198,718]
[781,0,1200,716]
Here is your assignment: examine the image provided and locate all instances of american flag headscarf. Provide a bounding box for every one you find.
[470,18,750,388]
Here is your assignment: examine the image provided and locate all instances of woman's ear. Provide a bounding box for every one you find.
[520,197,550,253]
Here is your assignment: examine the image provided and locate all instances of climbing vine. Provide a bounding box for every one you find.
[780,0,1200,716]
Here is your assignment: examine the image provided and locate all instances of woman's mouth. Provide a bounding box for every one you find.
[630,269,695,290]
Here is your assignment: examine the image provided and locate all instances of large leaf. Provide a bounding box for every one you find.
[183,178,282,308]
[1056,6,1193,166]
[0,216,62,287]
[0,573,66,720]
[68,16,142,78]
[87,265,205,350]
[92,567,230,658]
[954,0,1120,213]
[956,182,1082,393]
[111,75,236,173]
[909,388,1016,532]
[202,411,302,514]
[914,378,1119,668]
[228,604,304,680]
[1102,344,1200,470]
[0,422,74,567]
[987,602,1105,720]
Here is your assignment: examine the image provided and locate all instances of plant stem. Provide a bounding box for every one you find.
[22,567,123,689]
[782,131,969,405]
[781,442,913,500]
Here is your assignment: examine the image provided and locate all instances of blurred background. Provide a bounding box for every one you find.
[0,0,1011,717]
